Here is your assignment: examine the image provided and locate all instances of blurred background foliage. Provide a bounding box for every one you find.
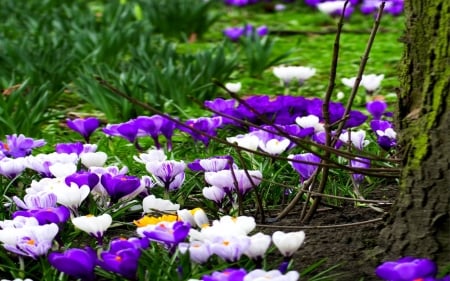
[0,0,403,137]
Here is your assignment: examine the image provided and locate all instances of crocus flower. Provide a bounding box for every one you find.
[80,151,108,168]
[0,157,27,178]
[180,116,223,146]
[317,1,354,18]
[66,117,100,143]
[288,153,321,183]
[202,268,247,281]
[134,148,167,164]
[376,257,438,281]
[339,130,370,150]
[25,152,79,178]
[244,232,271,262]
[48,247,97,281]
[366,100,388,120]
[142,221,191,250]
[205,169,262,196]
[135,115,176,150]
[65,171,99,190]
[188,156,234,172]
[226,134,260,151]
[177,208,209,229]
[97,238,145,280]
[142,194,180,214]
[225,82,242,93]
[100,174,143,204]
[350,157,370,184]
[295,115,324,132]
[103,120,140,144]
[202,186,226,204]
[145,160,186,191]
[244,269,300,281]
[272,230,305,257]
[50,183,91,214]
[13,206,70,225]
[179,240,212,264]
[48,162,77,178]
[223,26,245,41]
[13,191,57,210]
[210,235,251,262]
[342,74,384,94]
[72,214,112,245]
[0,223,59,259]
[55,142,84,155]
[0,134,46,159]
[273,66,316,87]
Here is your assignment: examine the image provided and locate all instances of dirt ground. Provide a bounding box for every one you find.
[257,184,398,281]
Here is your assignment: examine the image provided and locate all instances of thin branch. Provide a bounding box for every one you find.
[257,217,384,230]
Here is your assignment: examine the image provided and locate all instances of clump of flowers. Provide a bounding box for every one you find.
[376,257,450,281]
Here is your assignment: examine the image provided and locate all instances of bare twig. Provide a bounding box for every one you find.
[257,217,384,230]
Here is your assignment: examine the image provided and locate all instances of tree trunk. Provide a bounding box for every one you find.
[378,0,450,266]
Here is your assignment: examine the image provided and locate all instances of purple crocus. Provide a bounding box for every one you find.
[180,116,223,146]
[143,221,190,251]
[188,156,234,172]
[375,257,439,281]
[350,157,370,184]
[100,174,142,204]
[366,100,388,120]
[97,238,144,280]
[288,153,321,183]
[55,142,84,155]
[48,247,97,281]
[202,268,247,281]
[67,117,100,143]
[13,206,71,225]
[135,115,177,150]
[103,120,141,145]
[145,160,186,192]
[223,26,245,41]
[0,134,46,158]
[65,171,100,190]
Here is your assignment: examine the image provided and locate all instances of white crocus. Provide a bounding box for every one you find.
[377,128,397,139]
[0,157,27,178]
[225,82,242,93]
[226,134,260,151]
[0,223,59,258]
[317,1,347,15]
[339,130,369,150]
[80,151,108,168]
[361,74,384,92]
[133,149,167,164]
[272,230,306,257]
[142,194,180,214]
[52,183,90,213]
[290,66,316,84]
[72,214,112,241]
[178,208,209,228]
[244,232,272,260]
[244,269,299,281]
[49,162,77,178]
[259,138,291,155]
[342,74,384,93]
[202,186,226,203]
[295,115,324,132]
[273,66,316,86]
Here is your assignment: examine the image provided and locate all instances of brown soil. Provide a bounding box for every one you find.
[257,184,398,281]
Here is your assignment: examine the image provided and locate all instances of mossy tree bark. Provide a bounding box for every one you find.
[378,0,450,265]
